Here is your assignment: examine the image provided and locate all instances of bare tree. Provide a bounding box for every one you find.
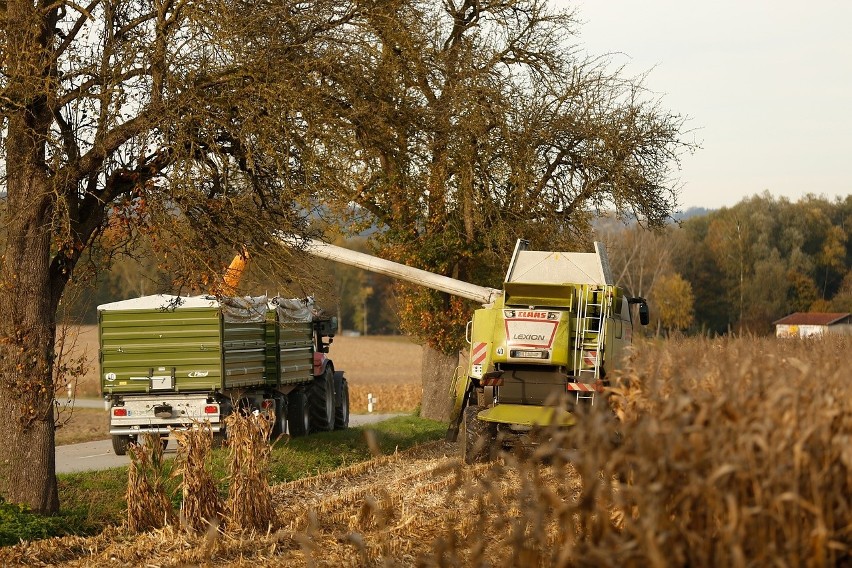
[0,0,363,512]
[312,0,693,418]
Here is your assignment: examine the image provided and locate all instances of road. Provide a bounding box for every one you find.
[56,413,404,474]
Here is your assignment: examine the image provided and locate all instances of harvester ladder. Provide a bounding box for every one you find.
[572,285,611,402]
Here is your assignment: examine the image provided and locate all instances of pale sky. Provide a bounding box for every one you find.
[562,0,852,210]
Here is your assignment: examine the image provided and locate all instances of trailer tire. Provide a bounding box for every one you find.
[111,434,132,456]
[271,396,287,439]
[334,375,349,430]
[462,406,495,465]
[288,389,310,437]
[309,366,335,432]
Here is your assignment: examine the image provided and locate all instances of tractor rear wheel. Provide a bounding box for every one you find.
[461,406,496,465]
[309,366,335,432]
[288,389,310,437]
[334,376,349,429]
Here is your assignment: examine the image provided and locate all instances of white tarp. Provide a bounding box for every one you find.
[274,297,314,323]
[220,295,268,323]
[98,294,268,324]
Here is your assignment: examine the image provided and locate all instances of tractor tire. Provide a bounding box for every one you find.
[461,406,496,465]
[271,396,288,439]
[111,434,132,456]
[334,376,350,430]
[288,389,310,437]
[308,366,335,432]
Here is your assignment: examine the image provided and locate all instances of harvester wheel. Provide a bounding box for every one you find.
[308,366,335,432]
[462,406,496,465]
[334,374,350,429]
[111,434,132,456]
[288,389,310,437]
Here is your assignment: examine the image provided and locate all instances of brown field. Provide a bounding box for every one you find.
[13,334,850,566]
[55,327,423,442]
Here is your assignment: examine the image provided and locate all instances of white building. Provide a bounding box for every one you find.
[773,312,852,338]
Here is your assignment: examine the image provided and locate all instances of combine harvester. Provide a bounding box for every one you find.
[302,238,649,463]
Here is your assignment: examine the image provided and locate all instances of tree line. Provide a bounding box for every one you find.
[604,193,851,335]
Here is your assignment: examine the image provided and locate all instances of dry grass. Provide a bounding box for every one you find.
[54,408,107,446]
[7,335,850,566]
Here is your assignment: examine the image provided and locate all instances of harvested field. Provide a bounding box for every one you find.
[11,335,848,566]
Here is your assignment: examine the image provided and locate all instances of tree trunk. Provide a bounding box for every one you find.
[0,87,61,512]
[420,345,458,422]
[0,177,61,513]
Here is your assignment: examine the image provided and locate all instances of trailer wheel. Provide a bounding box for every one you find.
[288,389,310,437]
[271,396,287,439]
[111,434,132,456]
[309,366,335,432]
[213,430,227,448]
[334,376,349,429]
[461,407,495,465]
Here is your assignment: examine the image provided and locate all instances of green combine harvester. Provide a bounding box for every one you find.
[303,238,649,463]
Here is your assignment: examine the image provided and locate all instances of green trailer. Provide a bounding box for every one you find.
[99,295,348,455]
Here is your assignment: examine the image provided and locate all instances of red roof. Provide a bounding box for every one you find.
[773,312,852,326]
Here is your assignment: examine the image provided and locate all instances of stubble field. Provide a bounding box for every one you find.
[19,333,851,566]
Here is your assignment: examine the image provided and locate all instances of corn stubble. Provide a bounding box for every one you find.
[126,433,174,532]
[172,422,222,533]
[2,336,850,567]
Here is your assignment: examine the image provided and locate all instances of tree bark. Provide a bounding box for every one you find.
[0,0,62,507]
[0,128,60,513]
[419,345,458,422]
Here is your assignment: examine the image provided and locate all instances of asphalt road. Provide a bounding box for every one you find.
[56,413,403,474]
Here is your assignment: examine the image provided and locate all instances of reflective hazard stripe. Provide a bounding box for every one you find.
[471,342,488,365]
[566,380,605,393]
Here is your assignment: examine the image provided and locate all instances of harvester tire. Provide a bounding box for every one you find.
[462,406,495,465]
[334,374,349,429]
[288,389,310,437]
[111,434,132,456]
[309,366,335,432]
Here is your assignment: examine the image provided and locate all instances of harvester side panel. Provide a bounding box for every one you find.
[467,306,501,379]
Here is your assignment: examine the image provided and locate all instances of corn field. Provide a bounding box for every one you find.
[2,335,850,567]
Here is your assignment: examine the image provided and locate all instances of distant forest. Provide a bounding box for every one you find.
[64,193,850,337]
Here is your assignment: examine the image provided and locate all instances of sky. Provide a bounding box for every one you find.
[559,0,852,210]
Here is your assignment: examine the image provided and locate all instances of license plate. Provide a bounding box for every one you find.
[513,350,547,359]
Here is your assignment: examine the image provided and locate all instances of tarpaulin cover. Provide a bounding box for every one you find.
[220,295,268,323]
[275,297,314,323]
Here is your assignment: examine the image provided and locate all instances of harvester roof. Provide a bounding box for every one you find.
[504,242,614,286]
